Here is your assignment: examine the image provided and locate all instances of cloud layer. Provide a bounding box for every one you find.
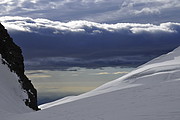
[1,16,179,34]
[0,0,180,23]
[1,16,180,70]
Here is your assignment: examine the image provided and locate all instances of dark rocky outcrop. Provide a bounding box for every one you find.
[0,23,39,110]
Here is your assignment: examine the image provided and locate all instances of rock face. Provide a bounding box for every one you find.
[0,23,39,110]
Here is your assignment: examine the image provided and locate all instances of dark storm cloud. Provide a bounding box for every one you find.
[1,16,180,70]
[24,56,153,70]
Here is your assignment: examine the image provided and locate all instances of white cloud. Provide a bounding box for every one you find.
[84,0,180,22]
[129,0,180,15]
[0,0,13,4]
[130,22,178,33]
[0,0,179,23]
[134,8,160,15]
[0,16,179,34]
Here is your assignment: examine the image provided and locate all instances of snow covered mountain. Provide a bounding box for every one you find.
[0,23,38,112]
[5,46,180,120]
[0,55,32,114]
[1,22,180,119]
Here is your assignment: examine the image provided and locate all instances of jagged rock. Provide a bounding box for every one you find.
[0,23,39,110]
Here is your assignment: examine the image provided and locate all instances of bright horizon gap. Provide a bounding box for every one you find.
[25,67,135,105]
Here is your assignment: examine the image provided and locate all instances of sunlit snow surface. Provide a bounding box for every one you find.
[1,47,180,120]
[0,55,32,118]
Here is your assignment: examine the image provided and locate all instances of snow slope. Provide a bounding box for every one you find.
[2,46,180,120]
[39,46,180,109]
[0,55,32,117]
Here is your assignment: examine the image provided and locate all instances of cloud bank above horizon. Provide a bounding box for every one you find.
[1,16,179,34]
[1,16,180,70]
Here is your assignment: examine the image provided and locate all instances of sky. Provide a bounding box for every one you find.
[0,0,180,104]
[0,0,180,23]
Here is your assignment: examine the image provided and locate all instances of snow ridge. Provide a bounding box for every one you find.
[1,44,180,120]
[31,46,180,120]
[40,46,180,109]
